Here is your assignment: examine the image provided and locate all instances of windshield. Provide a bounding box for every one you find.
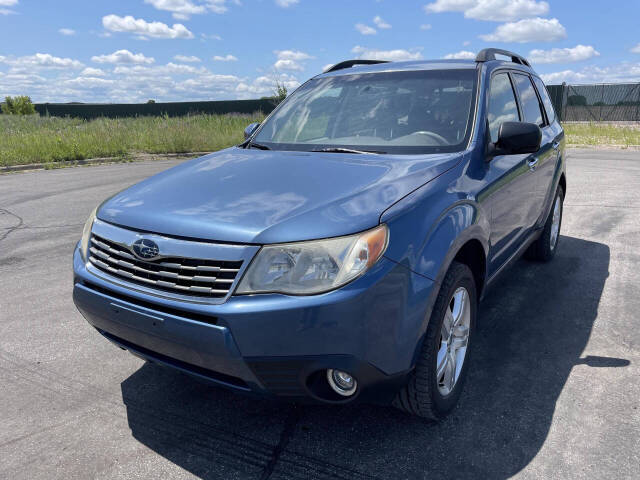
[252,69,478,154]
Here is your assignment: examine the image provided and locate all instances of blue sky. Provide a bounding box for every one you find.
[1,0,639,103]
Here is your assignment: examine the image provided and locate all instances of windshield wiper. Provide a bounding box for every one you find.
[246,142,271,150]
[310,147,385,154]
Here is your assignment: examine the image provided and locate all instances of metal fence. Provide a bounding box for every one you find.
[32,98,277,119]
[546,83,640,122]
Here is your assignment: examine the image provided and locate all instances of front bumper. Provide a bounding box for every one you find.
[73,245,434,404]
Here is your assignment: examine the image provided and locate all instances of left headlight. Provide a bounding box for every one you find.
[80,207,98,261]
[236,224,389,295]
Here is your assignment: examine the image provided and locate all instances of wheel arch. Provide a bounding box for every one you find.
[452,238,487,300]
[559,172,566,196]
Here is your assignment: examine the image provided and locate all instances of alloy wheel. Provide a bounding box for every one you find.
[550,196,562,250]
[436,287,471,396]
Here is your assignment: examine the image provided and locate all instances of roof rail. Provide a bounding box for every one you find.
[475,48,531,67]
[324,59,389,73]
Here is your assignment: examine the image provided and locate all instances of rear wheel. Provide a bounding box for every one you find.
[527,186,564,262]
[394,261,476,420]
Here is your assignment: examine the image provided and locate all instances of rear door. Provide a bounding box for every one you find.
[485,71,537,275]
[531,75,563,217]
[511,73,555,226]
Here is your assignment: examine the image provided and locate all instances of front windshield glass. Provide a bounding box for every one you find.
[253,69,478,154]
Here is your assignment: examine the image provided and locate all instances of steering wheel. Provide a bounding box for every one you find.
[410,131,449,146]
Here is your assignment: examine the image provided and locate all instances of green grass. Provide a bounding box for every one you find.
[2,115,639,168]
[0,113,264,167]
[563,122,640,147]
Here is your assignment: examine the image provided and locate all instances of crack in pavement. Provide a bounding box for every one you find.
[0,208,24,242]
[0,208,83,244]
[260,405,301,480]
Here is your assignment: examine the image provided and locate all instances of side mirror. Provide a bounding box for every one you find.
[244,122,260,140]
[488,121,541,159]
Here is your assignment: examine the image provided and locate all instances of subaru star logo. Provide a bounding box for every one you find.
[131,238,160,260]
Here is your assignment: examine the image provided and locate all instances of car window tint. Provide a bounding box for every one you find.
[532,76,556,123]
[513,74,544,126]
[487,73,519,143]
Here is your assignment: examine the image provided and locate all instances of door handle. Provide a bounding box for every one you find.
[528,157,539,171]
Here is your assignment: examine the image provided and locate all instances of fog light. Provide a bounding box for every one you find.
[327,369,357,396]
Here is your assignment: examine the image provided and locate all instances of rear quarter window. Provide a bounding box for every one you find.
[532,76,556,123]
[512,73,544,127]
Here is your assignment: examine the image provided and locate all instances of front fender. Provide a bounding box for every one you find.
[382,177,490,285]
[380,168,490,364]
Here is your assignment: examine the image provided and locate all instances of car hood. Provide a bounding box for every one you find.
[97,147,461,244]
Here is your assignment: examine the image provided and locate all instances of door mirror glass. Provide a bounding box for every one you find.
[244,122,260,139]
[493,121,541,155]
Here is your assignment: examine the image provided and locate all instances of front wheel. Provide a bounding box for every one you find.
[394,261,477,420]
[526,186,564,262]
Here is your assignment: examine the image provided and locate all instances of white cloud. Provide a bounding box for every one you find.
[444,50,476,59]
[113,64,205,76]
[92,50,155,64]
[65,76,115,88]
[144,0,205,19]
[212,54,238,61]
[0,0,17,15]
[275,0,298,7]
[0,58,304,103]
[80,67,106,76]
[201,33,222,41]
[540,62,640,84]
[274,59,304,71]
[102,15,194,39]
[164,62,207,74]
[352,45,423,61]
[273,50,313,71]
[373,16,391,29]
[275,50,313,61]
[420,23,432,30]
[58,28,75,36]
[479,17,566,43]
[144,0,229,19]
[529,45,600,64]
[0,53,84,69]
[174,54,201,62]
[355,23,377,35]
[631,44,640,54]
[424,0,549,21]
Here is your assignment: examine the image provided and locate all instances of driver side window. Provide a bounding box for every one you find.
[487,73,520,143]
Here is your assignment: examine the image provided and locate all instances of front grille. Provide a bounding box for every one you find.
[88,233,243,298]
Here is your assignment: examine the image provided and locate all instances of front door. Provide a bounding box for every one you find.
[485,72,538,276]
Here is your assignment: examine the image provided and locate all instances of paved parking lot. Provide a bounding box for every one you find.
[1,149,639,479]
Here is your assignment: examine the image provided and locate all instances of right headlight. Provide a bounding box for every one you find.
[236,224,389,295]
[80,207,97,261]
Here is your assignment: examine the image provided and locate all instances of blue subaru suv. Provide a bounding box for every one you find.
[73,49,565,419]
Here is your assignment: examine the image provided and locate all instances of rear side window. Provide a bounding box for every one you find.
[487,73,520,143]
[532,76,556,123]
[513,74,544,126]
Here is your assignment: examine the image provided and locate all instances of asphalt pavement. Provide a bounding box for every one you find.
[1,149,639,479]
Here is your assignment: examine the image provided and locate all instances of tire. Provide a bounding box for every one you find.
[526,186,564,262]
[394,261,477,420]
